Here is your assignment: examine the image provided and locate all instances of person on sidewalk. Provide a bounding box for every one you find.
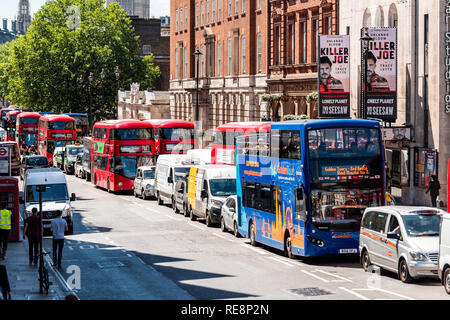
[426,175,441,207]
[23,207,42,266]
[50,211,67,269]
[0,202,12,260]
[0,265,11,300]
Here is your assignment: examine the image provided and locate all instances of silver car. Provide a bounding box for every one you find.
[360,206,444,283]
[133,166,156,200]
[220,195,239,237]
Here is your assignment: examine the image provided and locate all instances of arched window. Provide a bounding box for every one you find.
[363,8,372,27]
[375,6,384,27]
[388,4,398,27]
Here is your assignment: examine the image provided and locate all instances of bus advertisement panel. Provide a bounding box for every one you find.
[318,35,351,118]
[37,115,77,165]
[16,112,41,153]
[91,119,155,192]
[212,122,271,166]
[236,119,385,258]
[65,113,88,138]
[142,119,196,155]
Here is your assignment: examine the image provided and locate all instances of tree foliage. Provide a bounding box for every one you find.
[0,42,13,105]
[7,0,160,122]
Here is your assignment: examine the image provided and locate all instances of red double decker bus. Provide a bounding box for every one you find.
[16,112,41,153]
[91,119,155,192]
[37,115,77,165]
[211,122,271,165]
[4,110,22,141]
[142,119,197,155]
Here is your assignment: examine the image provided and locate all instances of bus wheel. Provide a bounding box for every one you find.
[249,222,256,247]
[284,233,293,259]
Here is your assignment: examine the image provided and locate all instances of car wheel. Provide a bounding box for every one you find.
[284,233,293,259]
[220,218,226,232]
[399,259,413,283]
[362,250,372,272]
[142,189,149,200]
[233,221,240,238]
[205,211,212,227]
[249,222,256,247]
[444,268,450,295]
[190,207,196,221]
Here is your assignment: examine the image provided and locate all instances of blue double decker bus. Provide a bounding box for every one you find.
[236,119,385,258]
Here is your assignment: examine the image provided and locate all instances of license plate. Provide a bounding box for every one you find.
[340,249,357,254]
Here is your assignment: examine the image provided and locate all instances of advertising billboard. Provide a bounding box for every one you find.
[361,28,397,122]
[318,35,351,118]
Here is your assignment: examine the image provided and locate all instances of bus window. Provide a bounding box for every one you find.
[279,130,301,160]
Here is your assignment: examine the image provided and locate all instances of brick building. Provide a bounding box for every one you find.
[170,0,270,132]
[130,16,170,91]
[267,0,339,121]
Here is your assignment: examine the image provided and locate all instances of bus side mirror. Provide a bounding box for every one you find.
[70,193,76,202]
[168,176,173,184]
[296,188,304,201]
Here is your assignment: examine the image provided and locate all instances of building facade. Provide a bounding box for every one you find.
[17,0,31,33]
[339,0,449,207]
[266,0,339,121]
[170,0,270,133]
[107,0,151,19]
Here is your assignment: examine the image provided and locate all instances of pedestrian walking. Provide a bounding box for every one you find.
[426,175,441,207]
[50,211,67,269]
[0,265,11,300]
[0,202,12,260]
[23,207,42,266]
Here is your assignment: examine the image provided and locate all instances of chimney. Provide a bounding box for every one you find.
[11,21,17,34]
[2,19,7,31]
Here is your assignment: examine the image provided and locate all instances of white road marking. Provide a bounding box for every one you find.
[212,232,235,242]
[367,287,415,300]
[268,256,295,267]
[239,243,269,255]
[301,270,329,282]
[316,270,353,282]
[339,287,370,300]
[187,222,207,231]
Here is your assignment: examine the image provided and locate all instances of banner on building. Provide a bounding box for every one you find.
[318,35,350,118]
[414,148,437,188]
[361,28,397,122]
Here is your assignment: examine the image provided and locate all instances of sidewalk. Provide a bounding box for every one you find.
[1,240,65,300]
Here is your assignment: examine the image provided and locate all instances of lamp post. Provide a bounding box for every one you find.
[360,27,373,119]
[115,66,120,120]
[193,49,202,123]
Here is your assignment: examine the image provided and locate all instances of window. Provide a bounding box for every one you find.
[256,0,261,11]
[206,0,209,24]
[279,130,301,160]
[217,41,222,76]
[242,181,275,214]
[388,215,401,237]
[175,9,178,32]
[371,212,388,234]
[195,4,199,27]
[274,25,281,65]
[300,21,307,63]
[93,127,107,139]
[218,0,221,21]
[233,32,239,75]
[288,23,295,64]
[227,37,232,75]
[312,19,319,62]
[94,155,108,171]
[201,1,204,26]
[211,0,215,23]
[175,48,178,79]
[184,47,188,78]
[200,44,205,76]
[185,6,188,30]
[241,36,246,74]
[228,0,232,17]
[256,33,262,73]
[179,8,183,30]
[234,0,238,15]
[241,0,245,14]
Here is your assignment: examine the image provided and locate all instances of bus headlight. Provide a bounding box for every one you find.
[118,182,123,187]
[307,235,325,248]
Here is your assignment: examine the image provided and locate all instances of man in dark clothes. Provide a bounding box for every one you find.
[0,265,11,300]
[23,207,42,265]
[426,175,441,207]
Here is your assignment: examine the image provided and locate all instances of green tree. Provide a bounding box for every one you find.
[0,41,13,106]
[7,0,159,124]
[141,54,161,91]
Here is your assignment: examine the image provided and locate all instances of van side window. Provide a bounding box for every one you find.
[362,211,375,230]
[388,215,402,238]
[372,212,388,234]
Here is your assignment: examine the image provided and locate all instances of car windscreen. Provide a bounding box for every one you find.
[401,214,441,237]
[27,157,48,166]
[209,179,236,197]
[26,183,69,203]
[143,170,155,179]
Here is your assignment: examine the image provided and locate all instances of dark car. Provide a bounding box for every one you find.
[173,177,189,217]
[20,155,49,180]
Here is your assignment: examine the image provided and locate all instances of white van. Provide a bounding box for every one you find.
[155,154,196,207]
[439,213,450,294]
[22,168,76,234]
[187,165,236,227]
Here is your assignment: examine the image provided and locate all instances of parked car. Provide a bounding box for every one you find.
[0,141,21,176]
[220,195,239,237]
[20,155,49,180]
[187,164,236,227]
[360,206,444,283]
[439,212,450,294]
[173,174,189,216]
[133,166,156,200]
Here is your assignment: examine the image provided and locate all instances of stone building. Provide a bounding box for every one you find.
[107,0,151,19]
[339,0,449,207]
[118,85,171,120]
[266,0,339,121]
[130,16,170,91]
[169,0,270,132]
